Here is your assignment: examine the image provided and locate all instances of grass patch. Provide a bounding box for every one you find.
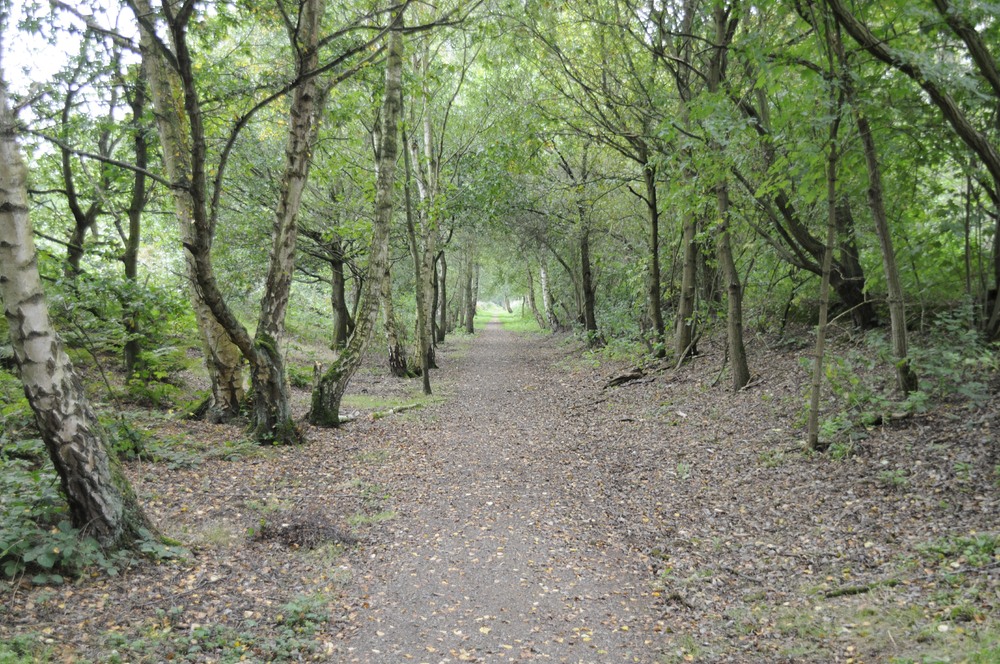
[0,633,53,663]
[339,392,443,413]
[347,510,396,527]
[98,593,331,663]
[474,303,544,334]
[756,584,1000,664]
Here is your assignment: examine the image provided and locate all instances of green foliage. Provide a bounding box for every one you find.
[125,346,192,408]
[0,369,33,438]
[918,533,1000,569]
[287,363,314,389]
[805,306,996,449]
[100,593,329,662]
[877,469,910,491]
[0,439,118,583]
[908,304,999,407]
[0,633,52,663]
[46,271,191,361]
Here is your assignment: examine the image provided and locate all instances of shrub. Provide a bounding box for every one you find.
[0,439,118,584]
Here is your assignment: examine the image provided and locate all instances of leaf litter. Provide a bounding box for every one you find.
[1,321,998,662]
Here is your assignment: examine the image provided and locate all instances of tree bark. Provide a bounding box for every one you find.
[131,0,244,422]
[329,235,353,350]
[437,252,448,342]
[0,59,151,548]
[310,13,403,426]
[403,118,433,394]
[808,8,844,452]
[675,198,699,359]
[526,265,547,329]
[122,72,148,377]
[463,240,476,333]
[579,221,598,340]
[380,259,408,378]
[642,158,666,356]
[707,2,750,390]
[245,0,330,443]
[540,260,560,331]
[830,27,918,394]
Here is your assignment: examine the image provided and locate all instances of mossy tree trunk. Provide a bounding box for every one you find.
[131,0,244,423]
[310,13,404,426]
[134,0,329,443]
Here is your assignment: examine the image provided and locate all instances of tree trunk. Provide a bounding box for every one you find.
[310,13,403,426]
[431,255,441,343]
[329,236,353,350]
[473,261,480,317]
[707,2,750,390]
[463,241,476,333]
[247,0,327,443]
[540,260,561,331]
[0,66,150,548]
[526,265,547,329]
[132,0,244,422]
[437,252,448,342]
[122,74,148,378]
[808,12,843,452]
[832,27,918,393]
[642,159,666,357]
[715,182,751,389]
[580,223,598,340]
[675,205,698,359]
[402,114,433,394]
[381,260,408,378]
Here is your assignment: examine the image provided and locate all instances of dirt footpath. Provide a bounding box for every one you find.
[332,321,660,662]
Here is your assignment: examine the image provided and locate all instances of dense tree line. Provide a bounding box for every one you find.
[2,0,998,553]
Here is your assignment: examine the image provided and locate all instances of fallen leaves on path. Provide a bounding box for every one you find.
[2,324,998,663]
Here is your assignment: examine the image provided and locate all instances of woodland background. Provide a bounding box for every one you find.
[1,0,999,661]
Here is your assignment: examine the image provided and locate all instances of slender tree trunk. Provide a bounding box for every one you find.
[381,261,408,378]
[642,159,666,356]
[808,10,843,452]
[707,2,750,390]
[309,14,403,426]
[249,5,326,442]
[675,205,698,359]
[0,62,150,548]
[402,114,432,394]
[540,260,560,331]
[329,236,352,350]
[832,28,918,393]
[122,74,147,377]
[473,262,480,315]
[464,244,476,333]
[808,131,839,451]
[431,256,440,343]
[437,252,448,342]
[526,265,546,329]
[580,222,598,339]
[715,182,751,389]
[132,0,244,422]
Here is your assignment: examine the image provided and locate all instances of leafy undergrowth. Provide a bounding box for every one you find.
[0,324,997,662]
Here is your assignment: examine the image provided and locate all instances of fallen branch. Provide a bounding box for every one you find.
[824,578,899,598]
[604,368,645,389]
[370,403,421,421]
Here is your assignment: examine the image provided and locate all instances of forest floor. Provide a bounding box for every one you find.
[2,318,999,663]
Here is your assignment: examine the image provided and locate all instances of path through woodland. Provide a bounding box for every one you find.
[330,320,659,661]
[2,320,997,663]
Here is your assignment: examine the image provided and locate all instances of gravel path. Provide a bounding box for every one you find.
[334,321,659,662]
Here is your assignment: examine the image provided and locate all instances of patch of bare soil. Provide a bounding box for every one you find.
[1,321,998,663]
